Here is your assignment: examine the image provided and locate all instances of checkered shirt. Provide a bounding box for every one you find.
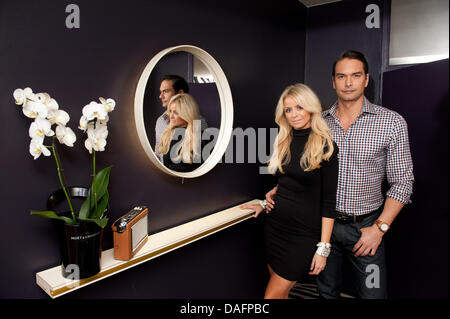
[323,97,414,215]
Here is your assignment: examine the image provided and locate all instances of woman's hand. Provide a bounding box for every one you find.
[265,185,278,212]
[239,204,265,218]
[308,253,327,275]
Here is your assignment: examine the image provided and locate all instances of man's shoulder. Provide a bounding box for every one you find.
[370,102,406,123]
[156,112,166,122]
[156,112,169,125]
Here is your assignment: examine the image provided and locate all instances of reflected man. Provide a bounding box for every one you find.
[155,75,208,162]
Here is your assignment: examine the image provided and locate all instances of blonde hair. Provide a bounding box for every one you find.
[267,84,334,174]
[158,93,201,164]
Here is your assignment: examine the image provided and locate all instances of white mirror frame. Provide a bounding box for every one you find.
[134,45,234,178]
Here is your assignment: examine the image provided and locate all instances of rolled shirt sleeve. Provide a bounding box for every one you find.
[386,115,414,204]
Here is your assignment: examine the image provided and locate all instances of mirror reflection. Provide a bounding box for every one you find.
[143,52,221,172]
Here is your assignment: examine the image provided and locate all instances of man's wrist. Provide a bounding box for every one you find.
[374,219,390,234]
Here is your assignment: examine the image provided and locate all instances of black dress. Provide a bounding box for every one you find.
[265,127,338,281]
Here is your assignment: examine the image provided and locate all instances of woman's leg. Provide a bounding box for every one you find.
[264,267,297,299]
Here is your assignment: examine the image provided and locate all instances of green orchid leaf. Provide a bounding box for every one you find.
[94,217,108,229]
[79,197,91,219]
[78,216,109,229]
[91,166,112,203]
[91,191,109,220]
[31,210,76,224]
[79,166,112,219]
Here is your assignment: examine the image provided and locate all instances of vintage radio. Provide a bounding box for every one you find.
[112,206,149,261]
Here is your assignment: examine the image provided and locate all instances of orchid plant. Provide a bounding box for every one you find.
[14,87,116,228]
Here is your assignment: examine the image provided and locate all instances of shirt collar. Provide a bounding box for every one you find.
[324,96,377,117]
[361,97,378,114]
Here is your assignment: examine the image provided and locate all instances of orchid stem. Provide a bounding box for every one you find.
[89,149,98,217]
[93,149,96,177]
[51,137,76,223]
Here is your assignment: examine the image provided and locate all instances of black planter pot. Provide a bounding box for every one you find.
[47,187,104,280]
[61,221,103,279]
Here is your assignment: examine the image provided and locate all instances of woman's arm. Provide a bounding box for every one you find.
[265,185,278,212]
[240,185,279,218]
[320,217,334,244]
[310,143,339,275]
[239,203,264,218]
[320,142,339,219]
[309,217,334,275]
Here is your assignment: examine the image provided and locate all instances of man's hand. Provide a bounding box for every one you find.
[352,225,384,257]
[265,185,278,212]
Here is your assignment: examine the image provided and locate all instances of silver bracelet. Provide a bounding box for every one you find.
[316,242,331,257]
[317,242,331,249]
[259,200,267,210]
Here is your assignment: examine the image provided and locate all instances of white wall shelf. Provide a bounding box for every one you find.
[36,199,259,298]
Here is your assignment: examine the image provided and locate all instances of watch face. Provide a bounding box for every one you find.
[381,224,388,231]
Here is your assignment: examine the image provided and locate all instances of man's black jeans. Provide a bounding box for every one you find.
[317,209,388,299]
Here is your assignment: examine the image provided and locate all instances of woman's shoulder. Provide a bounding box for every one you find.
[324,140,338,153]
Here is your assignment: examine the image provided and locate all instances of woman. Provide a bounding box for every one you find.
[157,93,204,172]
[240,83,338,299]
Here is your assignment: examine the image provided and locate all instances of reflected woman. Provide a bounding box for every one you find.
[157,93,204,172]
[240,83,338,299]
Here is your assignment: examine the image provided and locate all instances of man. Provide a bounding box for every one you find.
[155,75,207,162]
[266,51,414,298]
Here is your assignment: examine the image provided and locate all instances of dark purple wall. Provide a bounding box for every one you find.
[0,0,306,298]
[304,0,384,109]
[382,59,449,299]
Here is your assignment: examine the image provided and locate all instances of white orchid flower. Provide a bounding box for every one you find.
[36,92,60,117]
[13,87,34,105]
[22,99,48,119]
[82,102,108,121]
[48,109,70,126]
[99,97,116,113]
[29,117,54,139]
[29,138,51,159]
[79,115,89,131]
[55,125,76,147]
[44,98,59,115]
[35,93,51,104]
[84,124,108,153]
[97,114,109,125]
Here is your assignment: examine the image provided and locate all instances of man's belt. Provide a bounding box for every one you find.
[335,209,379,224]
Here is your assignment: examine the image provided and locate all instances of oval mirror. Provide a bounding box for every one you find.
[134,45,233,178]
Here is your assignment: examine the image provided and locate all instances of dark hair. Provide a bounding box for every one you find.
[332,50,369,76]
[161,75,190,93]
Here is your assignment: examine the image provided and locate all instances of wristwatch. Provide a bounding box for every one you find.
[375,219,389,233]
